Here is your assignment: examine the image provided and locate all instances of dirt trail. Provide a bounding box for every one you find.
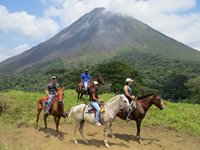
[0,119,200,150]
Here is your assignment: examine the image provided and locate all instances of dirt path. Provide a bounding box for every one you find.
[0,119,200,150]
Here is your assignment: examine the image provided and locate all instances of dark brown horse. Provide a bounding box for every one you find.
[36,87,65,135]
[76,75,105,100]
[116,94,165,143]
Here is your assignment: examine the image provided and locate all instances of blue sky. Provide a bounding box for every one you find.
[0,0,200,62]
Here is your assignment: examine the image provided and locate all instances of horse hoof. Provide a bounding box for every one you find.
[105,144,110,148]
[138,139,142,144]
[111,135,116,139]
[74,140,78,144]
[84,140,88,144]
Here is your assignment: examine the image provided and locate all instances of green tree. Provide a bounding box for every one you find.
[95,61,142,93]
[185,76,200,103]
[162,72,189,101]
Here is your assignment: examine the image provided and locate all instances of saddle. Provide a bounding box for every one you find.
[42,95,58,112]
[87,101,105,113]
[86,102,105,125]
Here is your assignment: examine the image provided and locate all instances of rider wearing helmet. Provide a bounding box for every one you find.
[89,81,102,126]
[123,78,136,121]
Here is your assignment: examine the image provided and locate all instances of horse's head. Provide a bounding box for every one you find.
[119,94,132,112]
[96,75,105,85]
[56,87,65,104]
[152,95,165,110]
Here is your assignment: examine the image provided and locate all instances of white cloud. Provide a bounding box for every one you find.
[14,44,31,54]
[0,0,200,62]
[43,0,200,51]
[0,5,59,39]
[0,4,60,62]
[0,44,30,62]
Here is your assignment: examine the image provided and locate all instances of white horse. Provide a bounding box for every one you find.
[68,94,132,148]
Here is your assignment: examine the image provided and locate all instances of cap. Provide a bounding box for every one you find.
[85,68,88,72]
[125,78,133,82]
[51,76,56,79]
[93,81,99,85]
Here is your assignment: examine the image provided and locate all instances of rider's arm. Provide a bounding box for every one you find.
[80,73,83,82]
[124,85,133,99]
[45,88,50,96]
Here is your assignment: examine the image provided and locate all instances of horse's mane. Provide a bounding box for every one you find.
[137,94,156,100]
[107,95,120,103]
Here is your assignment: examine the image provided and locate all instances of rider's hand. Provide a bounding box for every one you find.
[131,95,136,99]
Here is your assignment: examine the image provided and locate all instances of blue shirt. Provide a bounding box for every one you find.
[81,73,91,82]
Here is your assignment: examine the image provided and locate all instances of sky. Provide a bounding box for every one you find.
[0,0,200,62]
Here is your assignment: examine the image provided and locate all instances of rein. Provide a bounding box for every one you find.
[135,99,151,109]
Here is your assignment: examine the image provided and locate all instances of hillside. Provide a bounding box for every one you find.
[0,7,200,74]
[0,90,200,150]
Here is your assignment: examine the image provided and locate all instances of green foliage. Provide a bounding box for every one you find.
[113,48,200,102]
[185,76,200,103]
[94,61,143,93]
[162,72,190,101]
[0,56,200,103]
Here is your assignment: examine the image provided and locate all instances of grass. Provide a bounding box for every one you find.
[0,90,200,138]
[143,101,200,136]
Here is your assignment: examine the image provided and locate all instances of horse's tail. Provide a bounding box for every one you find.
[68,106,75,118]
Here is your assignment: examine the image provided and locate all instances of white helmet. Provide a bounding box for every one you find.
[93,81,99,85]
[125,78,133,82]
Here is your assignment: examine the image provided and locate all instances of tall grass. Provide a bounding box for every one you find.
[143,101,200,136]
[0,90,200,137]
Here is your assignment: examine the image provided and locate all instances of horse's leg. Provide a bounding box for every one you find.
[36,99,43,129]
[104,123,111,148]
[79,120,87,144]
[73,121,81,144]
[109,123,115,139]
[136,119,142,143]
[54,115,60,136]
[78,92,80,100]
[44,113,48,129]
[80,93,83,100]
[57,116,61,134]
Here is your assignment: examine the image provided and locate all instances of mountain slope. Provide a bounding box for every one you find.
[0,7,200,74]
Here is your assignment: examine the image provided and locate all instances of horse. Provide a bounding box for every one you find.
[76,75,105,100]
[115,94,165,143]
[36,87,66,135]
[68,94,132,148]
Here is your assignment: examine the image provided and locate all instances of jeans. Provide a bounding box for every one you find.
[90,101,100,123]
[83,81,88,90]
[46,95,55,112]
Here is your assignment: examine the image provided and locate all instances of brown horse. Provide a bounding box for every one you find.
[76,75,105,100]
[116,94,165,143]
[36,87,65,135]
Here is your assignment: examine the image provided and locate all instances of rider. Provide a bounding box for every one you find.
[89,81,102,126]
[81,68,91,94]
[45,76,66,117]
[123,78,136,121]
